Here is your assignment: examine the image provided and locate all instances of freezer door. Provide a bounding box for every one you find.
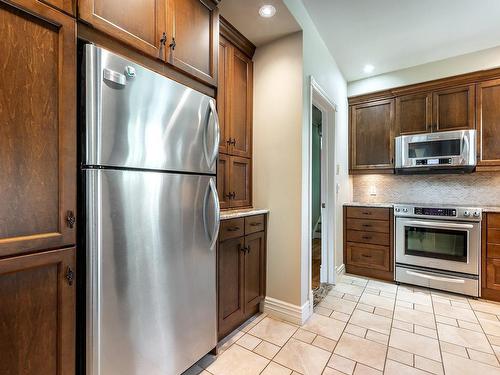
[86,169,219,375]
[85,45,219,174]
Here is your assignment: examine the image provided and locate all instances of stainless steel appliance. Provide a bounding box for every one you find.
[395,129,476,174]
[395,204,481,297]
[83,45,220,375]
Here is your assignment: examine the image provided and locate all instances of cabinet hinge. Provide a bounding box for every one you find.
[66,210,76,229]
[65,266,74,286]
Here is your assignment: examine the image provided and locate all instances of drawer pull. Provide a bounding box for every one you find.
[362,236,372,240]
[249,222,261,227]
[227,226,240,232]
[362,224,372,228]
[362,211,372,215]
[361,254,372,258]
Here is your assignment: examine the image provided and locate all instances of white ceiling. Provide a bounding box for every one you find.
[302,0,500,82]
[219,0,301,47]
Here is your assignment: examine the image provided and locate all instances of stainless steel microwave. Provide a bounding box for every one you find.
[395,129,476,174]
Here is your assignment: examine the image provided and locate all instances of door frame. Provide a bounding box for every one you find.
[308,77,338,294]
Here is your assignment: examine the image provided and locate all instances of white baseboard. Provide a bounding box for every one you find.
[336,263,345,279]
[263,296,312,326]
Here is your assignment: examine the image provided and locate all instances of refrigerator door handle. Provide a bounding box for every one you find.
[204,177,220,250]
[206,99,220,169]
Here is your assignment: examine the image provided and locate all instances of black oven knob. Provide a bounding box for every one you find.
[463,211,471,217]
[473,211,480,218]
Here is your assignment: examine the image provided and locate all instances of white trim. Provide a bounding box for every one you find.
[336,263,346,279]
[262,297,312,326]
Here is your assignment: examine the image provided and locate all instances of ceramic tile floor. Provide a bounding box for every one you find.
[184,274,500,375]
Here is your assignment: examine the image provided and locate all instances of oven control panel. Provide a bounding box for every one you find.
[394,204,482,221]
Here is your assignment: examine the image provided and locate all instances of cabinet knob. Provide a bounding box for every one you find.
[66,210,76,229]
[65,266,74,286]
[169,37,176,51]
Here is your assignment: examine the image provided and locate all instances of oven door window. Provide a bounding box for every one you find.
[405,226,467,262]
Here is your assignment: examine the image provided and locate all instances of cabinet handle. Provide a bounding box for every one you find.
[362,211,372,216]
[249,222,261,227]
[66,210,76,229]
[65,266,74,286]
[362,224,372,228]
[232,138,237,146]
[159,32,167,57]
[361,254,372,258]
[246,245,251,254]
[226,138,232,145]
[231,192,236,199]
[227,226,240,232]
[169,37,176,51]
[362,236,372,240]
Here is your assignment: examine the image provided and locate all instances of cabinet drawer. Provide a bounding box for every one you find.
[489,214,500,229]
[346,218,390,233]
[245,215,265,235]
[346,230,390,246]
[488,229,500,244]
[347,242,390,271]
[346,207,390,221]
[220,218,245,241]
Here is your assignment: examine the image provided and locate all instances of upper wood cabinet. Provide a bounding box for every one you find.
[39,0,75,15]
[433,85,475,132]
[395,93,432,135]
[350,99,395,174]
[0,0,76,258]
[79,0,166,60]
[476,79,500,170]
[218,36,230,154]
[166,0,219,86]
[0,247,76,375]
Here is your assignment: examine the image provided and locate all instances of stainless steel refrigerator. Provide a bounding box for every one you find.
[83,45,220,375]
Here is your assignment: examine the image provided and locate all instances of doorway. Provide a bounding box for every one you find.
[311,105,322,290]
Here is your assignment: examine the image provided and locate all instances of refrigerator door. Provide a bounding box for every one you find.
[86,169,219,375]
[85,44,219,174]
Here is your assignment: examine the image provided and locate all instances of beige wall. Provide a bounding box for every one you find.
[348,45,500,97]
[253,32,304,306]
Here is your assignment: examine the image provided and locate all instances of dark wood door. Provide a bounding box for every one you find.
[218,36,230,154]
[218,237,245,339]
[229,49,253,158]
[79,0,166,60]
[432,85,475,132]
[244,231,266,313]
[395,93,432,136]
[476,79,500,170]
[217,154,230,209]
[167,0,218,86]
[229,156,251,208]
[350,99,395,173]
[0,247,75,375]
[0,1,76,258]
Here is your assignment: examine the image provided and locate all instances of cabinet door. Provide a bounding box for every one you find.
[395,93,432,136]
[217,154,231,209]
[244,231,266,312]
[37,0,75,15]
[476,79,500,169]
[79,0,166,60]
[218,36,230,154]
[218,237,245,338]
[0,247,75,375]
[432,85,475,132]
[229,49,253,158]
[0,2,76,258]
[229,156,251,208]
[167,0,218,86]
[350,99,395,173]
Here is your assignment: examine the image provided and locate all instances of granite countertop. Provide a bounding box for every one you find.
[220,208,270,220]
[345,202,500,213]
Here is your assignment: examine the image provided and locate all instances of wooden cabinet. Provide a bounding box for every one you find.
[0,0,76,258]
[39,0,75,15]
[218,215,267,339]
[79,0,166,60]
[217,22,255,209]
[0,247,76,375]
[482,213,500,300]
[395,93,432,135]
[350,99,395,174]
[476,79,500,170]
[79,0,219,86]
[433,85,475,132]
[166,0,218,86]
[343,206,394,281]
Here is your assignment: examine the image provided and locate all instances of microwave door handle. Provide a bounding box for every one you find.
[404,220,474,230]
[406,270,465,284]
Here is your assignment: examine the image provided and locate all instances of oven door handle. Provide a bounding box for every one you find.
[406,270,465,284]
[404,220,474,230]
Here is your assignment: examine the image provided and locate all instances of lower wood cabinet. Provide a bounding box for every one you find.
[482,213,500,301]
[218,215,266,340]
[0,247,76,375]
[343,206,394,281]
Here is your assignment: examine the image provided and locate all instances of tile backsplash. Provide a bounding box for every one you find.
[352,173,500,207]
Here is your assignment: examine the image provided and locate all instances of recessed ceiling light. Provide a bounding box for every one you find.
[364,64,375,73]
[259,4,276,18]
